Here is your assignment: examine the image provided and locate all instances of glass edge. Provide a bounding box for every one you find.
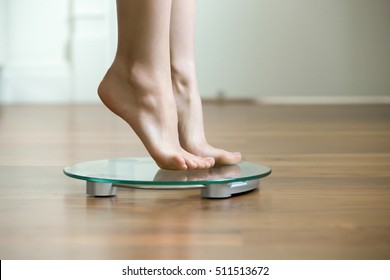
[63,168,272,186]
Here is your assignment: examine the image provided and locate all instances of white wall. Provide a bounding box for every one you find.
[0,0,6,96]
[1,0,390,104]
[195,0,390,100]
[0,0,5,65]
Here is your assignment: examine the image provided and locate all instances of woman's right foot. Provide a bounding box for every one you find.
[98,59,214,170]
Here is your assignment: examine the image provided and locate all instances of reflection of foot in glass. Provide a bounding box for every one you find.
[153,169,189,182]
[153,164,241,183]
[169,0,242,165]
[98,0,214,170]
[153,169,212,182]
[207,165,242,181]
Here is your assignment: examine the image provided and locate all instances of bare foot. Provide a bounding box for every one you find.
[98,59,214,170]
[172,65,242,165]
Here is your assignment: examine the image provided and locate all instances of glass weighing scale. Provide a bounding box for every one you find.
[64,157,271,199]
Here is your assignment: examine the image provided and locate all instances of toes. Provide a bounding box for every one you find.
[171,155,188,170]
[199,157,214,169]
[215,150,241,165]
[182,144,240,166]
[185,158,198,169]
[205,157,215,168]
[156,154,188,170]
[193,157,207,169]
[184,155,215,170]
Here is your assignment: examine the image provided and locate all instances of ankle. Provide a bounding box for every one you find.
[171,60,197,96]
[112,57,170,93]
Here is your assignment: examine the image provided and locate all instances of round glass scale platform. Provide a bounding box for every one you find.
[64,157,271,198]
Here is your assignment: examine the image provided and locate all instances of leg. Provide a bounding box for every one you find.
[98,0,214,170]
[169,0,242,165]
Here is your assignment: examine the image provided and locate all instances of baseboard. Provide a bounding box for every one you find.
[256,96,390,105]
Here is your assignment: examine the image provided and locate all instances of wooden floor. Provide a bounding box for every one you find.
[0,103,389,259]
